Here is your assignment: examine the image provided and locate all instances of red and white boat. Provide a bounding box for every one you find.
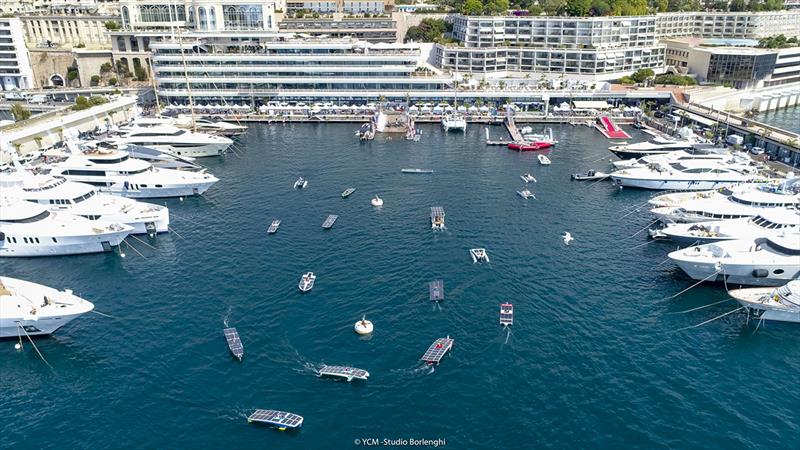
[508,142,544,151]
[522,127,558,147]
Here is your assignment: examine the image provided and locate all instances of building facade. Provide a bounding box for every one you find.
[278,14,396,42]
[285,0,389,14]
[655,11,800,40]
[20,3,117,49]
[0,18,35,91]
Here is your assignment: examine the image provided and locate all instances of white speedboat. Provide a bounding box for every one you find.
[112,124,232,157]
[520,173,537,183]
[0,197,132,257]
[299,272,316,293]
[656,209,800,246]
[611,160,759,191]
[294,177,308,189]
[538,154,551,165]
[668,232,800,286]
[517,188,535,199]
[608,137,696,159]
[0,276,95,337]
[441,113,467,132]
[650,183,800,223]
[1,170,169,234]
[470,248,489,263]
[729,280,800,323]
[48,145,219,199]
[571,170,609,181]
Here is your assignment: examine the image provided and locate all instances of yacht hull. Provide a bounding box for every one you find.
[612,177,749,191]
[0,231,128,257]
[671,260,798,287]
[0,312,88,337]
[141,142,228,158]
[102,180,217,199]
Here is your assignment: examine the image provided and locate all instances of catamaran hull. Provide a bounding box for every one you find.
[0,231,129,257]
[0,312,88,337]
[671,260,799,287]
[612,177,750,191]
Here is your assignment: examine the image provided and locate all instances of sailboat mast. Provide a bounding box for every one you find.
[173,0,196,131]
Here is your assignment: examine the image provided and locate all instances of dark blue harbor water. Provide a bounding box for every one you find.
[2,123,799,449]
[757,106,800,133]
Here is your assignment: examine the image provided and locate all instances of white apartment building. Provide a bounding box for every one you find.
[0,18,35,91]
[656,11,800,39]
[285,0,388,14]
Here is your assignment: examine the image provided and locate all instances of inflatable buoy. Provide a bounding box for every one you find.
[371,196,383,207]
[354,315,373,335]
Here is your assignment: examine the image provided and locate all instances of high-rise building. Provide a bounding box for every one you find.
[0,18,35,91]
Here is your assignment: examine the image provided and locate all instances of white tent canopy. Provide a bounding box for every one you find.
[572,100,612,109]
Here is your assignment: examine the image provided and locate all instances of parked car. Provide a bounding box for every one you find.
[3,91,26,101]
[749,146,765,155]
[28,94,48,104]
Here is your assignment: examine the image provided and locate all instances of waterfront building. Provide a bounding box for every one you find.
[20,3,117,49]
[150,33,450,103]
[664,38,800,89]
[278,13,397,43]
[0,18,35,91]
[285,0,392,14]
[655,11,800,40]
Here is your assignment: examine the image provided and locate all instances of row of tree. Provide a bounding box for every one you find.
[756,34,800,49]
[448,0,786,16]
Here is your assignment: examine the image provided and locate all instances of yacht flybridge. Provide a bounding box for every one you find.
[610,160,759,190]
[610,149,749,171]
[668,232,800,286]
[654,209,800,245]
[174,115,248,137]
[48,145,219,198]
[0,170,169,234]
[0,197,132,257]
[112,124,232,157]
[608,136,696,159]
[0,276,95,337]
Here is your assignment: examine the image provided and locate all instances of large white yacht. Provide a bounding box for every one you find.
[656,209,800,246]
[111,124,232,157]
[728,280,800,324]
[610,149,751,170]
[668,232,800,286]
[174,115,248,137]
[610,160,759,190]
[0,197,132,257]
[608,136,696,159]
[0,170,169,234]
[650,183,800,223]
[0,276,95,337]
[48,145,219,199]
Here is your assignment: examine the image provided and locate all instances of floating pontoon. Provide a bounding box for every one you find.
[421,336,454,365]
[318,365,370,381]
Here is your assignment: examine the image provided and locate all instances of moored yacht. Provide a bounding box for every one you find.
[0,276,95,337]
[112,124,232,157]
[610,149,750,170]
[608,136,696,159]
[174,115,248,137]
[729,280,800,323]
[611,160,759,190]
[522,127,558,147]
[0,197,132,257]
[441,113,467,132]
[48,145,219,198]
[0,170,169,234]
[655,209,800,245]
[668,232,800,286]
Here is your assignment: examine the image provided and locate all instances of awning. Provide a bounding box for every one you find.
[572,100,612,109]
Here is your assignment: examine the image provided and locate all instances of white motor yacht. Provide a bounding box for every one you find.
[611,160,759,190]
[112,124,232,157]
[299,272,316,293]
[656,209,800,246]
[174,115,248,137]
[441,113,467,132]
[0,170,169,234]
[668,232,800,286]
[48,145,219,199]
[729,280,800,324]
[538,154,551,165]
[650,183,800,223]
[0,197,132,257]
[0,276,95,337]
[611,149,750,170]
[608,136,696,159]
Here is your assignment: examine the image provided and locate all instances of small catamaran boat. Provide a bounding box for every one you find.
[294,177,308,189]
[429,279,444,302]
[500,303,514,326]
[341,188,356,198]
[223,327,244,361]
[517,188,535,199]
[322,214,338,229]
[431,206,445,230]
[520,173,537,183]
[470,248,489,263]
[421,336,454,365]
[538,154,551,165]
[318,365,370,381]
[248,409,304,431]
[267,219,281,234]
[571,170,609,181]
[299,272,316,293]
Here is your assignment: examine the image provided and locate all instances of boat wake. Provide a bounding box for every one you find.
[504,328,511,344]
[222,305,232,328]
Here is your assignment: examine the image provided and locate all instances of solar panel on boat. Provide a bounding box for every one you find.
[420,337,453,364]
[322,215,338,229]
[319,365,369,380]
[223,327,243,360]
[429,280,444,302]
[248,409,304,428]
[500,303,514,326]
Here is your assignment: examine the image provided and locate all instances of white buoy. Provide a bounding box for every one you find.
[354,316,374,335]
[562,232,574,245]
[371,195,383,207]
[14,342,21,350]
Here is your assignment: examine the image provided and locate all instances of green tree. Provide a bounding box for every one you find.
[728,0,746,11]
[484,0,510,14]
[631,68,655,83]
[590,0,611,15]
[100,62,112,73]
[90,75,100,86]
[73,96,91,111]
[10,103,31,121]
[565,0,591,15]
[104,21,120,31]
[67,68,78,81]
[542,0,567,14]
[462,0,484,15]
[108,77,118,86]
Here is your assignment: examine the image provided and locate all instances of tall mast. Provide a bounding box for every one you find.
[172,0,196,131]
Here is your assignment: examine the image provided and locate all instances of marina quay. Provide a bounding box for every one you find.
[4,2,800,449]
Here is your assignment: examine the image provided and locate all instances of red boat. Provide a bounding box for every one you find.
[508,141,552,151]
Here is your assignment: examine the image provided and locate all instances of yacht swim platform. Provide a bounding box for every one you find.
[429,279,444,302]
[247,410,304,430]
[431,206,445,230]
[267,219,281,234]
[500,303,514,326]
[318,365,370,381]
[223,327,244,361]
[402,168,434,174]
[421,337,454,365]
[322,215,338,229]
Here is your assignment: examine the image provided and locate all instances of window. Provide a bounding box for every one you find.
[223,5,264,30]
[199,7,207,30]
[6,211,51,224]
[52,237,58,243]
[210,7,216,30]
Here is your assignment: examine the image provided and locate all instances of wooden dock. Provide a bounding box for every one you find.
[505,116,524,142]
